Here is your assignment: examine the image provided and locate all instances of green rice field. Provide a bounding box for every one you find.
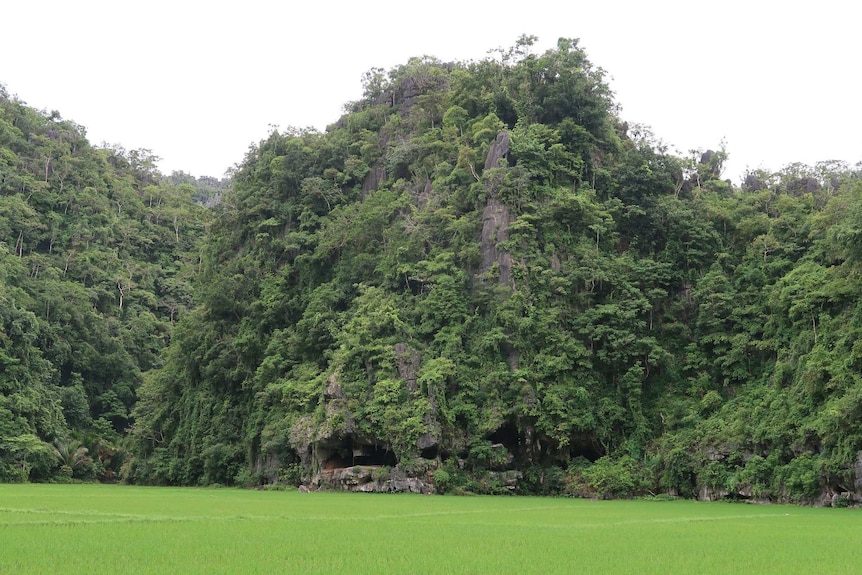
[0,484,859,574]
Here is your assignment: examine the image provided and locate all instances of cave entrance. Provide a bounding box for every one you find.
[420,445,439,460]
[318,435,397,470]
[569,435,603,463]
[352,442,398,467]
[570,447,602,463]
[322,453,350,470]
[488,422,520,452]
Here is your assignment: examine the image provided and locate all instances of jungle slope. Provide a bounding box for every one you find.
[127,38,862,502]
[7,37,861,502]
[0,85,211,482]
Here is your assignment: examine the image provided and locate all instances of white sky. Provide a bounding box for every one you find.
[3,1,860,182]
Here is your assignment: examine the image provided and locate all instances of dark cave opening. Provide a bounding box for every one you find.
[569,440,602,463]
[318,435,398,470]
[322,453,351,470]
[488,422,520,452]
[353,443,398,467]
[420,445,439,460]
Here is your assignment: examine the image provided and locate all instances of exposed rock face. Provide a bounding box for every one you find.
[743,173,765,191]
[786,177,821,196]
[486,470,522,492]
[357,477,432,494]
[315,466,374,489]
[398,77,420,114]
[289,416,317,466]
[484,132,510,170]
[480,132,514,287]
[324,374,346,400]
[394,343,421,392]
[417,432,438,451]
[253,454,280,484]
[362,164,385,199]
[295,355,444,478]
[698,149,723,177]
[480,200,513,285]
[313,465,433,494]
[480,198,512,284]
[698,485,729,501]
[387,64,453,115]
[855,451,862,491]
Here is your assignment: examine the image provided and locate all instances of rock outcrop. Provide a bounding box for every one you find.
[362,164,385,199]
[312,465,433,494]
[479,132,514,287]
[484,131,510,171]
[394,343,421,392]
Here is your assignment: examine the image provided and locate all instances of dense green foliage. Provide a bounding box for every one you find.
[0,85,209,481]
[4,37,862,502]
[1,484,860,574]
[120,38,862,501]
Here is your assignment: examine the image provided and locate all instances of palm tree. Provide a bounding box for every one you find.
[52,438,92,476]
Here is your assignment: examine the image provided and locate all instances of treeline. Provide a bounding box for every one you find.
[0,84,210,481]
[4,37,862,502]
[122,38,862,501]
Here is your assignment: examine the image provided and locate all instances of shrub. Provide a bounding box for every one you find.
[658,448,696,497]
[697,460,731,495]
[432,468,451,493]
[371,466,392,482]
[563,457,594,497]
[398,457,432,476]
[435,460,477,494]
[518,465,566,495]
[467,441,510,471]
[734,454,775,498]
[778,454,821,501]
[279,463,305,486]
[582,456,647,499]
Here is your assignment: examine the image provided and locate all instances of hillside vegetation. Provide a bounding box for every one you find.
[0,84,209,481]
[4,37,862,501]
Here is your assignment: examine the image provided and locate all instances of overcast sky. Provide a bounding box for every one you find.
[3,1,860,182]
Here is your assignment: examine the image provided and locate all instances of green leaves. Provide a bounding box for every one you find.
[111,39,862,499]
[0,91,211,480]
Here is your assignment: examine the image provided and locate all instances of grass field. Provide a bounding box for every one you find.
[0,484,859,574]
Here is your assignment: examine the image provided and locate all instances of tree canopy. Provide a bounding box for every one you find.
[0,83,210,481]
[4,39,862,502]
